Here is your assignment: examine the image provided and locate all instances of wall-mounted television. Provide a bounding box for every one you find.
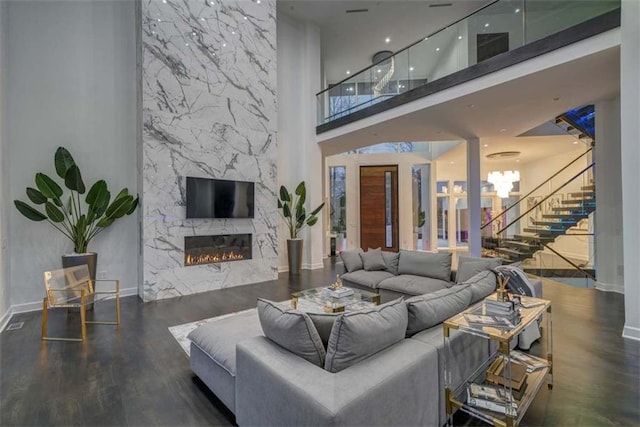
[186,177,255,219]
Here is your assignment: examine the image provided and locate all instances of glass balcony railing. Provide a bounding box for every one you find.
[316,0,620,125]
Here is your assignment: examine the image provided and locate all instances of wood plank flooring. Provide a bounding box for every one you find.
[1,260,638,426]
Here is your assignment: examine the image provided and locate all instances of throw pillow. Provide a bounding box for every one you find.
[257,299,326,367]
[324,298,408,373]
[381,251,400,275]
[340,249,364,272]
[405,285,473,336]
[360,248,386,271]
[456,256,502,284]
[307,312,337,349]
[460,270,498,304]
[397,250,452,281]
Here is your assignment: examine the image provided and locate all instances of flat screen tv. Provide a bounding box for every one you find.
[186,177,255,219]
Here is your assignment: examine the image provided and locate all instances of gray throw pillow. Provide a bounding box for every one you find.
[398,250,452,281]
[405,285,473,336]
[325,298,408,373]
[257,299,326,367]
[460,270,498,304]
[340,249,364,272]
[456,256,502,284]
[381,251,400,275]
[307,312,338,349]
[361,248,386,271]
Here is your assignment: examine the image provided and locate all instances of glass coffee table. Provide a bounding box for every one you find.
[291,287,381,314]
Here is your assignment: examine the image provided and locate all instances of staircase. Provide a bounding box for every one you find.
[494,183,595,266]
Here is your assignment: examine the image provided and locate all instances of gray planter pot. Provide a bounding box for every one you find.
[287,239,303,275]
[62,252,97,310]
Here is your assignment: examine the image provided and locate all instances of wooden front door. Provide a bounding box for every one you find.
[359,165,399,252]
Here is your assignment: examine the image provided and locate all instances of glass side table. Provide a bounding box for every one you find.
[443,293,553,427]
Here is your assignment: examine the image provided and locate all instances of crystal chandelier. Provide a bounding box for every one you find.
[487,170,520,198]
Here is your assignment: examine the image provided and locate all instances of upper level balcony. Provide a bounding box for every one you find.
[316,0,620,134]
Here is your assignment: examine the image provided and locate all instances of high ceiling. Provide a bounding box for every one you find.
[277,0,492,83]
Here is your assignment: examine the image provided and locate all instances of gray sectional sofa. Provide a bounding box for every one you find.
[186,251,520,426]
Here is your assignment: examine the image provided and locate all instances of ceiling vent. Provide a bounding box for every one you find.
[486,151,521,159]
[429,3,453,7]
[346,9,369,14]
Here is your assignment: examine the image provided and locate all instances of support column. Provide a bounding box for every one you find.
[621,0,640,341]
[467,138,482,256]
[594,98,623,293]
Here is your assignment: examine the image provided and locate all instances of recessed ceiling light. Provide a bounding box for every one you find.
[484,23,490,28]
[222,43,226,47]
[409,66,414,71]
[436,47,440,51]
[515,8,520,13]
[458,36,463,40]
[449,161,454,164]
[346,70,351,75]
[500,128,507,132]
[257,0,261,3]
[516,159,520,163]
[573,141,579,144]
[244,16,247,20]
[483,144,489,147]
[377,69,382,73]
[385,37,391,43]
[232,31,235,34]
[424,37,429,41]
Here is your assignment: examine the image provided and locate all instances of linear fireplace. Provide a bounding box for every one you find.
[184,234,252,266]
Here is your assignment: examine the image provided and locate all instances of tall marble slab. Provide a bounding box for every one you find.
[139,0,277,300]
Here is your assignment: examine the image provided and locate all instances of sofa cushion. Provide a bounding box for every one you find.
[341,269,395,290]
[381,251,400,275]
[307,312,338,348]
[398,250,452,281]
[405,285,473,336]
[340,249,364,272]
[377,274,451,297]
[361,248,386,271]
[325,298,408,373]
[257,299,326,367]
[187,310,263,376]
[459,270,497,304]
[456,256,502,284]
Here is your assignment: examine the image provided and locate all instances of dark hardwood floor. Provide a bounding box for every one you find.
[1,260,638,426]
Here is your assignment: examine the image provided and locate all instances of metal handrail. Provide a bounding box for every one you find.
[315,0,500,96]
[481,148,593,231]
[496,162,595,235]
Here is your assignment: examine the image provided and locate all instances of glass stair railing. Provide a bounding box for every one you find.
[317,0,620,125]
[482,159,596,288]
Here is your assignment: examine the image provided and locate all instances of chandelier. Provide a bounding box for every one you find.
[487,170,520,198]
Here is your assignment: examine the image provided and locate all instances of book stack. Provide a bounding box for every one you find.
[323,287,354,298]
[464,314,515,329]
[486,357,528,400]
[484,297,521,326]
[467,383,518,415]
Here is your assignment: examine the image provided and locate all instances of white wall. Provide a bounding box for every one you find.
[621,0,640,341]
[325,152,432,252]
[4,1,138,309]
[0,0,10,325]
[277,14,324,271]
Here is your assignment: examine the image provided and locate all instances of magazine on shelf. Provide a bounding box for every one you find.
[323,287,354,298]
[510,350,549,372]
[464,314,515,329]
[467,383,518,415]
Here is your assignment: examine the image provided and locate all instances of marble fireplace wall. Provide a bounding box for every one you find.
[139,0,277,301]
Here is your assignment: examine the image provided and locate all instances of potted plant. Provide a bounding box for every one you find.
[277,181,324,275]
[14,147,138,297]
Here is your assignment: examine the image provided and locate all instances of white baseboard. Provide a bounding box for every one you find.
[0,287,139,332]
[595,281,624,294]
[278,266,289,273]
[302,262,324,270]
[622,325,640,341]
